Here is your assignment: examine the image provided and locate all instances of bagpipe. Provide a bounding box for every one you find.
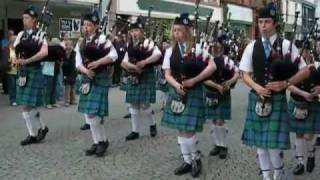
[15,0,53,87]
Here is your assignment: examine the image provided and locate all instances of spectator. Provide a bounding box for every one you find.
[62,40,77,106]
[6,35,17,106]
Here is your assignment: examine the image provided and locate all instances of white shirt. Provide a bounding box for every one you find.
[75,37,118,68]
[162,43,210,70]
[239,33,306,72]
[14,30,48,48]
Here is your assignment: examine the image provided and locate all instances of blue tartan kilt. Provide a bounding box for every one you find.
[205,89,231,121]
[78,72,110,117]
[16,66,44,107]
[241,91,290,149]
[125,68,156,104]
[288,98,320,134]
[161,85,206,132]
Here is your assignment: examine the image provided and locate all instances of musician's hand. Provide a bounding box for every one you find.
[265,81,287,92]
[85,69,95,79]
[136,60,147,69]
[311,86,320,95]
[254,85,271,97]
[301,91,314,102]
[222,80,233,91]
[87,61,101,70]
[217,84,225,94]
[175,84,187,96]
[182,78,196,89]
[14,59,27,65]
[134,65,143,74]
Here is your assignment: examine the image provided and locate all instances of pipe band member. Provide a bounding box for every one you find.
[161,13,216,178]
[75,10,118,157]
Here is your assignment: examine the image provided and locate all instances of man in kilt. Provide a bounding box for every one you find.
[161,13,215,178]
[75,11,118,157]
[287,41,320,175]
[205,37,239,159]
[239,3,310,180]
[121,17,162,141]
[13,6,49,146]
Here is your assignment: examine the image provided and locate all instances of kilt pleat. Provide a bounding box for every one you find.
[205,89,231,121]
[125,68,156,104]
[161,85,206,132]
[16,67,44,107]
[288,98,320,134]
[241,91,290,149]
[78,72,110,117]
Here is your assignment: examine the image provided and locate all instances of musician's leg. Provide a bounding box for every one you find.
[257,148,272,179]
[269,149,285,179]
[125,103,140,141]
[214,119,228,159]
[293,133,305,175]
[175,131,201,177]
[140,103,157,137]
[305,134,316,173]
[20,106,38,146]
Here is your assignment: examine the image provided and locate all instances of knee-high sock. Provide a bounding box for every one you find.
[84,114,90,125]
[177,136,192,164]
[141,105,156,126]
[187,135,200,160]
[22,111,37,137]
[269,149,284,178]
[211,124,217,146]
[257,148,272,178]
[86,115,99,144]
[295,138,305,164]
[129,107,140,133]
[97,117,107,142]
[306,137,316,157]
[215,125,227,147]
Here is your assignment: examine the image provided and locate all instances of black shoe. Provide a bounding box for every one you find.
[293,163,304,175]
[125,132,139,141]
[150,125,157,137]
[315,137,320,146]
[96,141,109,157]
[20,135,38,146]
[80,123,90,130]
[37,126,49,142]
[306,157,315,173]
[174,162,192,175]
[123,113,131,119]
[85,144,97,156]
[191,159,202,178]
[219,147,228,159]
[209,146,221,156]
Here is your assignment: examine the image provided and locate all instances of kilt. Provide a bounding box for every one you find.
[161,85,206,132]
[155,66,169,92]
[16,66,44,107]
[125,68,156,104]
[288,98,320,134]
[241,91,290,149]
[120,70,128,91]
[78,72,111,117]
[205,89,231,121]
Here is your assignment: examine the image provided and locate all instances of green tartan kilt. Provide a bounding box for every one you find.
[161,85,206,132]
[16,66,44,107]
[156,81,169,92]
[288,98,320,134]
[205,89,231,121]
[78,73,110,117]
[125,68,156,104]
[241,91,290,149]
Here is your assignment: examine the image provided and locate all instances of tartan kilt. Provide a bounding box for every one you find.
[120,71,128,91]
[125,68,156,104]
[16,66,44,107]
[288,98,320,134]
[241,91,290,149]
[156,81,169,92]
[78,72,110,117]
[161,85,206,132]
[205,89,231,121]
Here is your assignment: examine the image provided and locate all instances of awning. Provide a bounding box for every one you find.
[116,0,223,22]
[227,4,253,24]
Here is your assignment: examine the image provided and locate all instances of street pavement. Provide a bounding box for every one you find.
[0,81,319,180]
